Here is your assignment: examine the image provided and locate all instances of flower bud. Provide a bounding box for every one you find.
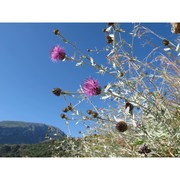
[116,121,128,132]
[163,39,169,46]
[91,111,98,118]
[61,113,68,120]
[87,49,92,52]
[96,87,101,95]
[53,29,60,35]
[52,88,62,96]
[107,23,115,27]
[87,110,93,115]
[106,35,114,43]
[67,103,73,111]
[63,108,69,113]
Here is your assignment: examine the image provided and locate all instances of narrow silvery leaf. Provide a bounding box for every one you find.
[89,57,96,66]
[75,121,80,125]
[111,91,121,98]
[107,49,114,57]
[104,83,112,92]
[75,61,83,66]
[125,106,130,114]
[164,48,171,51]
[131,119,137,127]
[112,62,116,69]
[176,43,180,51]
[106,26,112,32]
[76,110,79,115]
[116,28,125,32]
[101,95,111,100]
[109,34,114,38]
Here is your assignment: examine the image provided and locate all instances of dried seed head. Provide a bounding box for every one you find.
[171,23,180,34]
[87,110,93,115]
[107,23,115,27]
[52,88,62,96]
[138,144,151,154]
[116,121,128,132]
[53,29,60,35]
[91,111,98,118]
[63,108,69,113]
[60,113,68,119]
[120,72,124,77]
[106,36,114,43]
[67,103,73,111]
[163,39,169,46]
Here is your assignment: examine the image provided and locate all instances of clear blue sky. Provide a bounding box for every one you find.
[0,23,176,137]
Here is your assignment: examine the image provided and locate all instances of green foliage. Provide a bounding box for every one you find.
[50,23,180,157]
[0,139,71,157]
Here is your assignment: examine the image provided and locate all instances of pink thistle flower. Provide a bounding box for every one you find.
[82,78,101,97]
[50,45,66,62]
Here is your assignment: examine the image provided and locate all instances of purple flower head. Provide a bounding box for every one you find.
[50,45,66,62]
[82,78,101,97]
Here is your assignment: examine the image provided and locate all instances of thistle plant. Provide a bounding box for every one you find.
[49,23,180,157]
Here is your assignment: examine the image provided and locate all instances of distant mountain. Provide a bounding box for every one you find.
[0,121,66,144]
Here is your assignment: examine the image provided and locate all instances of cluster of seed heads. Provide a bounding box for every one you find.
[87,110,99,118]
[63,103,73,113]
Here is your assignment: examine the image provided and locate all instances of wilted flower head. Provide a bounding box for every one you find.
[138,144,151,156]
[82,78,101,97]
[50,45,66,62]
[116,121,128,132]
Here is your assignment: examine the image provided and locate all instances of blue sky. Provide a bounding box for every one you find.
[0,23,177,137]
